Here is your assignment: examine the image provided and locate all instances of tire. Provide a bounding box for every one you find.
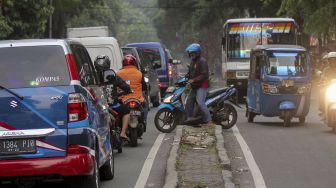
[129,128,138,147]
[99,149,114,180]
[214,103,237,129]
[152,91,161,107]
[247,111,255,123]
[299,117,306,124]
[67,155,100,188]
[284,111,291,127]
[154,108,177,133]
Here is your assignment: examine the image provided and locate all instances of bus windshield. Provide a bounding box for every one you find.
[266,51,307,76]
[227,22,296,59]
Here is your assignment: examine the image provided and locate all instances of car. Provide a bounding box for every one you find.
[71,37,123,71]
[0,39,114,188]
[126,42,176,96]
[121,47,161,107]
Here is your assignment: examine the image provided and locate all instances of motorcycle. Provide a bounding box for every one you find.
[109,105,123,153]
[154,77,239,133]
[125,98,145,147]
[321,79,336,132]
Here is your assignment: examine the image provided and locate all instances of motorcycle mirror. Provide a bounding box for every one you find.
[103,69,117,84]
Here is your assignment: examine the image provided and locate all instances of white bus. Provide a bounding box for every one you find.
[222,18,298,99]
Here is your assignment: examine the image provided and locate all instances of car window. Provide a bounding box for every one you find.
[71,45,97,86]
[0,45,70,88]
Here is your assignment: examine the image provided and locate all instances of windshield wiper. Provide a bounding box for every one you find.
[0,85,24,100]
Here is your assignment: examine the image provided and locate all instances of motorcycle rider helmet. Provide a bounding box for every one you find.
[185,43,201,60]
[94,55,111,72]
[122,54,137,67]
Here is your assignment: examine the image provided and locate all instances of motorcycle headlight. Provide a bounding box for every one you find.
[326,83,336,102]
[163,95,174,103]
[297,84,311,95]
[262,84,278,94]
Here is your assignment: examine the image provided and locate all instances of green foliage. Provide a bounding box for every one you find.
[0,0,53,39]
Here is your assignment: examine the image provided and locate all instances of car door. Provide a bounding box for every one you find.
[70,44,111,165]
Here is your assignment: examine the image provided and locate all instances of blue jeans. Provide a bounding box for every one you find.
[186,88,212,122]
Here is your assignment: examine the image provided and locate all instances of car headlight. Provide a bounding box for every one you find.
[326,83,336,102]
[297,84,311,94]
[163,95,174,103]
[144,77,149,83]
[262,83,278,94]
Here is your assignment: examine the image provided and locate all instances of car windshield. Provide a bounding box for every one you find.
[266,51,307,76]
[0,45,70,88]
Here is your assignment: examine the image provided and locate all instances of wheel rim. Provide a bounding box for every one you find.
[157,110,175,130]
[216,107,234,126]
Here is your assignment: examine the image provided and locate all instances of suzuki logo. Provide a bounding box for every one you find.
[10,101,18,108]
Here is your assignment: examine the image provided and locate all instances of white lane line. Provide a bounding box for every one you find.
[232,126,267,188]
[134,133,166,188]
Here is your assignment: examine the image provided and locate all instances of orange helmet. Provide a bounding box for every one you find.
[122,54,136,67]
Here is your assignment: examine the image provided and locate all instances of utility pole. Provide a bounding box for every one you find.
[49,0,53,38]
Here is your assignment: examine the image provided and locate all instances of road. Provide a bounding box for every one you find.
[224,94,336,188]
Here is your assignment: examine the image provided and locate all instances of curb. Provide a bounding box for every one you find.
[215,125,235,188]
[163,125,182,188]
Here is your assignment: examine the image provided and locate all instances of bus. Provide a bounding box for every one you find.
[222,18,298,99]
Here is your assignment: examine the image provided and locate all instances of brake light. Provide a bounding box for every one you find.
[68,93,88,122]
[67,144,90,154]
[129,101,137,109]
[65,54,79,81]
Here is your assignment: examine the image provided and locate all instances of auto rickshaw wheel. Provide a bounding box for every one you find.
[284,111,292,127]
[247,111,255,123]
[299,117,306,124]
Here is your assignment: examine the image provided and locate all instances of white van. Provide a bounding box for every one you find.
[70,37,123,71]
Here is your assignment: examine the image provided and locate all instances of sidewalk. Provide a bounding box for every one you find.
[164,125,234,188]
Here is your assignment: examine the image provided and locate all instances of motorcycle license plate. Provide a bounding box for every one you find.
[0,138,36,155]
[131,110,141,116]
[166,86,175,93]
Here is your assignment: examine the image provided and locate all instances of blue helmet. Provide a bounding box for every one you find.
[185,43,201,54]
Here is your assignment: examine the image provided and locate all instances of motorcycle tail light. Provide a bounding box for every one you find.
[129,101,137,109]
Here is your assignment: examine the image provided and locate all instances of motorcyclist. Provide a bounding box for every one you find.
[117,54,148,129]
[319,52,336,113]
[184,43,212,126]
[94,55,131,139]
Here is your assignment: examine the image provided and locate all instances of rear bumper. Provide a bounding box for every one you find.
[0,153,95,178]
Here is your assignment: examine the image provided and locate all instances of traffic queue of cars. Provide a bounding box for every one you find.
[0,38,176,188]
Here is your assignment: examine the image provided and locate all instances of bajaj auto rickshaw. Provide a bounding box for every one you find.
[246,45,311,127]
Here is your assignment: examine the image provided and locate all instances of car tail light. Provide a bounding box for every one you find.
[68,93,88,122]
[129,101,137,109]
[67,144,90,154]
[65,54,79,81]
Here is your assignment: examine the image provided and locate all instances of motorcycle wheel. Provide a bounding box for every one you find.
[214,103,237,129]
[154,108,177,133]
[129,128,138,147]
[284,111,291,127]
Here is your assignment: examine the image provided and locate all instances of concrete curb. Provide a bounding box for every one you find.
[215,125,235,188]
[163,125,183,188]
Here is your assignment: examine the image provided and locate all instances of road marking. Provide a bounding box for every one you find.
[134,133,166,188]
[232,126,267,188]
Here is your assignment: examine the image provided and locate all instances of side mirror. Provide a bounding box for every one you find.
[153,60,161,69]
[103,69,116,85]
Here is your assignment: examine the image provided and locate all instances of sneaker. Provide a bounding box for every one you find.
[200,121,214,127]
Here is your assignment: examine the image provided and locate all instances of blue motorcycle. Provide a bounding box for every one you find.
[154,78,240,133]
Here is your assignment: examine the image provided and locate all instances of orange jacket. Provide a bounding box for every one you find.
[117,65,144,103]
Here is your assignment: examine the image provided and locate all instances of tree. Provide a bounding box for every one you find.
[0,0,53,39]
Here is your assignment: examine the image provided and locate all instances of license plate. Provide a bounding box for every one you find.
[0,139,36,155]
[131,110,141,116]
[166,86,175,93]
[281,80,294,87]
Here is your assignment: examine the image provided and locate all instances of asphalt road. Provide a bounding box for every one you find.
[225,95,336,188]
